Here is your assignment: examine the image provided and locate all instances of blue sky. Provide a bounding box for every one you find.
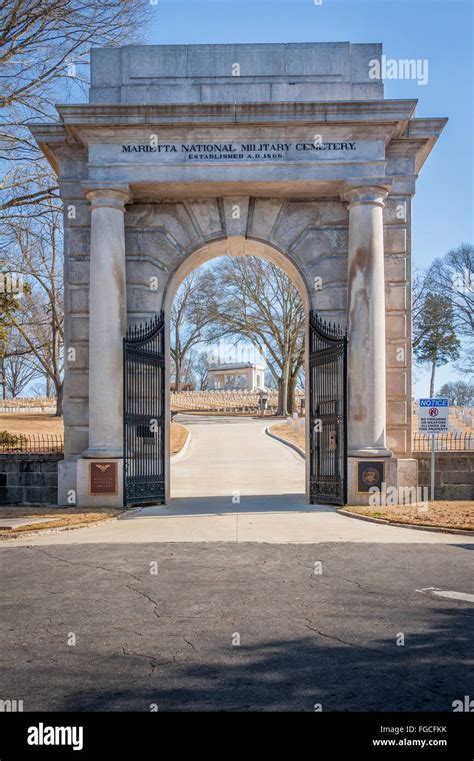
[145,0,473,396]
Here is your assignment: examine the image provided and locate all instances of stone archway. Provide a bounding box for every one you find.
[29,41,446,509]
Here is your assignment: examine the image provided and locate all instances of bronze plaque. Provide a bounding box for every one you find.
[357,461,384,494]
[89,461,118,496]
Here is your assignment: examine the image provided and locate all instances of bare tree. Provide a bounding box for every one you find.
[0,1,152,413]
[0,0,150,220]
[195,351,209,390]
[428,244,474,338]
[3,346,39,398]
[203,256,305,415]
[436,381,474,407]
[2,211,64,413]
[170,270,214,393]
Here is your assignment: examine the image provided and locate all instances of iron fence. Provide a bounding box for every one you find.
[413,432,473,451]
[0,433,64,454]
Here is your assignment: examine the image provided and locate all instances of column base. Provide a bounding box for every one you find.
[83,447,123,459]
[76,457,124,509]
[347,456,419,506]
[349,447,392,458]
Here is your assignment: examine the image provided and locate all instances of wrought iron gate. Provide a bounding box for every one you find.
[123,312,165,506]
[309,311,347,505]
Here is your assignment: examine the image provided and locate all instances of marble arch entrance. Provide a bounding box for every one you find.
[28,41,446,509]
[123,237,348,507]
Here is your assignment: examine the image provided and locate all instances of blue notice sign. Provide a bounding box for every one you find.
[418,398,449,432]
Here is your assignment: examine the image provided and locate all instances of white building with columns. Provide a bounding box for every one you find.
[207,363,266,391]
[29,42,446,507]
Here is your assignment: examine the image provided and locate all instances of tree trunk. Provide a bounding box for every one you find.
[430,360,436,398]
[174,325,182,393]
[175,356,182,393]
[1,359,6,400]
[287,373,298,415]
[55,380,63,417]
[277,378,284,416]
[278,359,290,417]
[46,374,52,399]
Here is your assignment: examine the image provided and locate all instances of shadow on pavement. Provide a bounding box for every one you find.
[52,604,474,711]
[121,494,336,518]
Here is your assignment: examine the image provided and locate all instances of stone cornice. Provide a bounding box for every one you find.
[54,99,419,128]
[27,100,447,184]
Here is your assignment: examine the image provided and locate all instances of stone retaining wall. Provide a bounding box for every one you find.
[0,455,62,505]
[414,451,474,500]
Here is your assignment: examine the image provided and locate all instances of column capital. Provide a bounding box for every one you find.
[82,183,131,211]
[342,181,392,208]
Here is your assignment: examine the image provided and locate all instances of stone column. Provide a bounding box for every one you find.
[344,183,392,457]
[83,187,129,458]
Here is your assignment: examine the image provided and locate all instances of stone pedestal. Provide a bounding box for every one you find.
[76,458,124,509]
[347,457,418,506]
[57,459,78,506]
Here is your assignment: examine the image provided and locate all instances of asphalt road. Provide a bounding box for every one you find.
[1,540,473,712]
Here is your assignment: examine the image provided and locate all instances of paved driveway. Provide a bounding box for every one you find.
[171,414,305,498]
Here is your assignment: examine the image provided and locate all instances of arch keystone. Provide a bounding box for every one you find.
[222,197,250,237]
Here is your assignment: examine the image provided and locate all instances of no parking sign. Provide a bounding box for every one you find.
[418,398,449,433]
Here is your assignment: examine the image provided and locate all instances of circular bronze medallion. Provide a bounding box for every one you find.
[362,467,380,486]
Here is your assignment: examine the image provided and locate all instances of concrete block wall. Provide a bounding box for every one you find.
[414,452,474,500]
[0,455,62,505]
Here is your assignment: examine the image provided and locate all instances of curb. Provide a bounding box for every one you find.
[265,426,305,459]
[338,508,474,537]
[0,513,126,542]
[170,427,192,464]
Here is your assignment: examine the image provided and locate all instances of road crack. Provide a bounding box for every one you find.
[32,547,142,582]
[304,620,361,649]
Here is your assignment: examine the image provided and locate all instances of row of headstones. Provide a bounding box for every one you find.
[454,407,473,427]
[0,405,56,414]
[170,390,280,410]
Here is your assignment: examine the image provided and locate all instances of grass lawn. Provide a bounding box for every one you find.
[170,422,189,455]
[342,502,473,532]
[270,421,305,450]
[0,413,189,455]
[0,413,63,435]
[0,506,123,540]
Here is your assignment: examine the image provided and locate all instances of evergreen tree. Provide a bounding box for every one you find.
[414,294,460,396]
